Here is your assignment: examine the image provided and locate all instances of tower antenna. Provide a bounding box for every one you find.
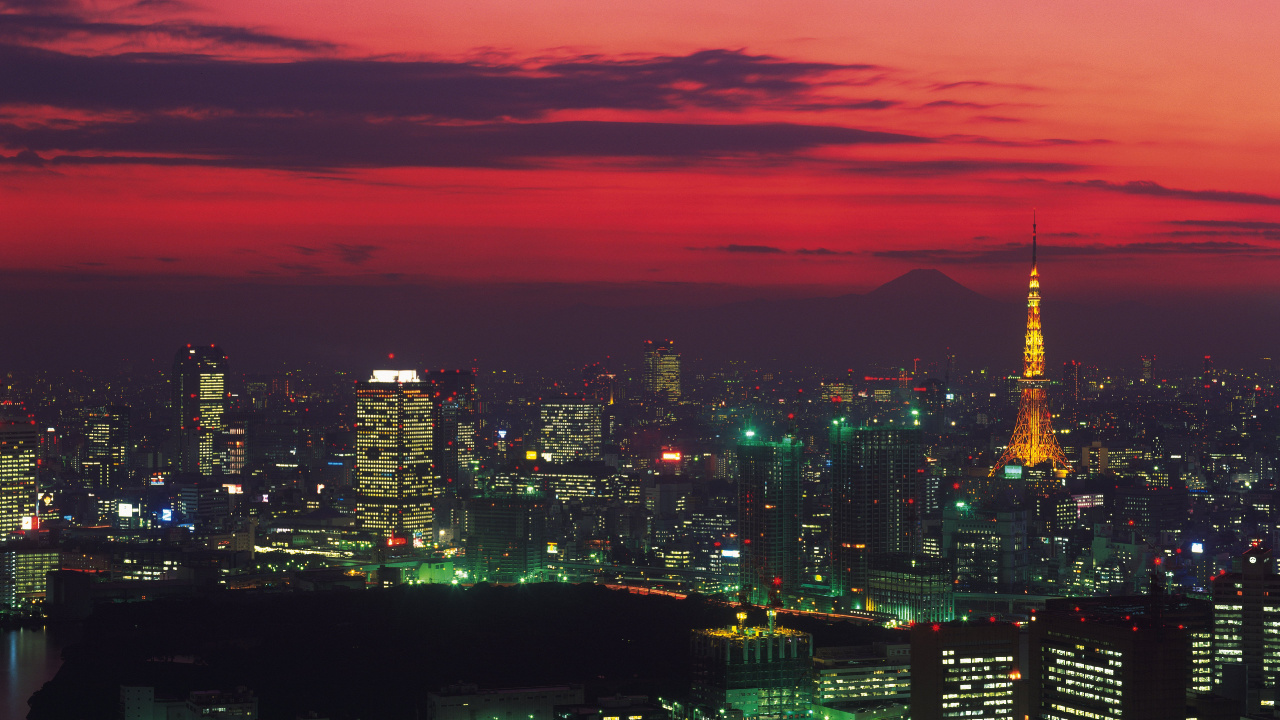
[1032,210,1037,267]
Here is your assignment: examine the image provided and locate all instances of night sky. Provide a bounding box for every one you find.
[3,1,1279,369]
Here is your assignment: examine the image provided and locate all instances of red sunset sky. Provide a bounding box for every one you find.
[3,0,1280,301]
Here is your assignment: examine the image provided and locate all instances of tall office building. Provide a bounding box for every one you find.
[1138,354,1156,382]
[355,370,435,542]
[910,621,1022,720]
[465,493,546,583]
[539,399,602,463]
[738,434,802,605]
[642,340,681,404]
[0,403,38,533]
[427,370,477,495]
[830,423,923,605]
[172,345,227,476]
[85,405,130,491]
[1212,546,1280,713]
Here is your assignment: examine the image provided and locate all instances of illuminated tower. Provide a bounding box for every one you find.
[85,405,130,491]
[172,345,227,476]
[991,220,1070,478]
[355,370,435,542]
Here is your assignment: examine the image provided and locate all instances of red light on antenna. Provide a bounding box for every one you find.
[931,624,940,632]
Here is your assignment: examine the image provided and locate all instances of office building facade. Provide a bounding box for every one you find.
[172,345,227,476]
[737,435,802,605]
[355,370,435,541]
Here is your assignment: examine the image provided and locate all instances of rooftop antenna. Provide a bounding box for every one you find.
[1032,210,1038,267]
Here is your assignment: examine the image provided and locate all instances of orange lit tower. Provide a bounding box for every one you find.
[991,218,1071,476]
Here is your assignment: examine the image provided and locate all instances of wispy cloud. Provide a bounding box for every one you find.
[1070,180,1280,206]
[873,240,1280,264]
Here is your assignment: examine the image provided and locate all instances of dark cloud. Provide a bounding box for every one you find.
[975,115,1022,123]
[718,244,786,254]
[923,100,999,109]
[0,13,337,51]
[0,148,44,165]
[841,158,1087,176]
[1167,219,1280,230]
[874,240,1280,264]
[290,245,321,256]
[1,117,929,169]
[1069,180,1280,206]
[0,44,872,119]
[930,80,1040,92]
[795,247,853,255]
[334,243,378,265]
[949,134,1110,147]
[156,256,179,263]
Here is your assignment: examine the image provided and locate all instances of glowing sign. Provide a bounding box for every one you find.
[721,549,740,558]
[387,536,408,547]
[1191,542,1203,554]
[547,542,559,555]
[497,430,507,439]
[525,450,538,460]
[744,431,755,438]
[20,516,38,530]
[1004,465,1022,479]
[661,452,681,461]
[161,509,173,522]
[223,483,243,495]
[119,503,134,518]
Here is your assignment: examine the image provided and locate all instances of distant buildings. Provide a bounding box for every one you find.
[427,369,477,496]
[171,345,227,476]
[355,370,435,542]
[430,684,584,720]
[642,340,681,404]
[737,434,802,605]
[813,643,910,716]
[1212,546,1280,713]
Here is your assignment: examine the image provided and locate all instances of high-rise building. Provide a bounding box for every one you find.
[691,618,813,720]
[355,370,435,542]
[85,405,130,491]
[172,345,227,476]
[642,340,681,404]
[910,621,1022,720]
[1061,360,1081,404]
[991,221,1071,478]
[1031,597,1196,720]
[941,500,1028,593]
[738,434,802,605]
[830,423,923,604]
[539,399,602,463]
[1211,546,1280,713]
[1139,354,1156,382]
[0,403,38,533]
[465,493,546,583]
[427,370,477,496]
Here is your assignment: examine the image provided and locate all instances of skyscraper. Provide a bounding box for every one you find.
[1211,546,1280,712]
[642,339,681,404]
[0,402,37,533]
[172,345,227,476]
[85,405,130,491]
[427,369,477,496]
[738,433,802,605]
[355,370,435,542]
[830,423,923,604]
[539,399,602,463]
[991,220,1070,478]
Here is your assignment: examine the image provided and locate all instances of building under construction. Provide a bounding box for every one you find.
[690,613,813,720]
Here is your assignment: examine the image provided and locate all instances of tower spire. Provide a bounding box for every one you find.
[1032,210,1037,267]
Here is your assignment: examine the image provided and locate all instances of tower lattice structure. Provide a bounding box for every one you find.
[991,220,1071,476]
